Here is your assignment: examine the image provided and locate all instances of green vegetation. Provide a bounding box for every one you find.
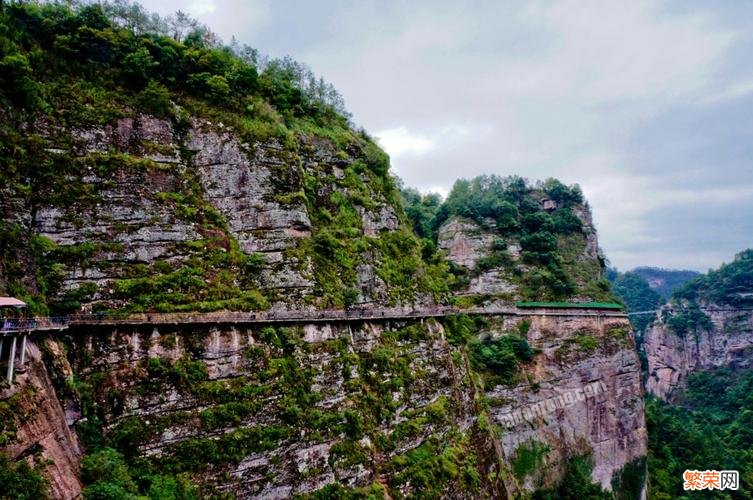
[401,175,614,302]
[384,432,481,496]
[653,250,752,339]
[611,457,646,500]
[512,439,549,481]
[607,269,662,334]
[662,304,713,339]
[441,314,536,388]
[399,185,442,241]
[442,313,486,346]
[470,334,535,384]
[80,448,139,499]
[532,455,611,500]
[647,368,753,499]
[673,249,753,307]
[0,2,348,122]
[629,267,699,299]
[64,321,495,497]
[554,325,631,365]
[567,332,599,352]
[302,482,386,499]
[0,453,48,500]
[297,173,453,307]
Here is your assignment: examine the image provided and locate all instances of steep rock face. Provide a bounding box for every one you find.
[44,320,500,498]
[27,312,647,498]
[484,315,646,494]
[32,114,315,306]
[0,339,83,499]
[437,217,518,296]
[19,112,412,310]
[437,218,496,269]
[645,307,753,400]
[186,122,315,300]
[573,204,601,264]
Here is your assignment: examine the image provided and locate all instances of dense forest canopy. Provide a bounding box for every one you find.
[0,0,349,122]
[647,368,753,499]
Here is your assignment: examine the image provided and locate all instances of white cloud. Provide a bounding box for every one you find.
[524,0,733,103]
[700,77,753,104]
[375,127,435,158]
[187,0,217,16]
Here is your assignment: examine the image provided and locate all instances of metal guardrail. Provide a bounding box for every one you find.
[0,317,69,333]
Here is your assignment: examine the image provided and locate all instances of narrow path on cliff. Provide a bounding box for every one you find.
[3,304,630,333]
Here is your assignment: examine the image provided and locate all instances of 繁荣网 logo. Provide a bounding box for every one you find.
[683,470,739,491]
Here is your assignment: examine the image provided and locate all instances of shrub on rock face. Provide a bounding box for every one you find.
[80,448,138,499]
[470,335,535,382]
[136,81,172,117]
[533,455,611,500]
[343,287,359,308]
[0,54,41,109]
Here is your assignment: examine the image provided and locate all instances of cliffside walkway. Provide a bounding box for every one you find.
[1,305,627,385]
[63,304,628,327]
[0,318,69,386]
[1,305,629,334]
[1,317,70,333]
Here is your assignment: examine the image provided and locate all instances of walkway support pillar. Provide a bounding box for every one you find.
[19,334,26,367]
[6,334,16,385]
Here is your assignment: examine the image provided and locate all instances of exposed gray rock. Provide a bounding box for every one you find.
[484,315,646,493]
[358,205,399,237]
[645,305,753,399]
[466,270,516,295]
[437,217,494,268]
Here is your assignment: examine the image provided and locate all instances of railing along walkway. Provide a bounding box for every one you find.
[0,317,69,333]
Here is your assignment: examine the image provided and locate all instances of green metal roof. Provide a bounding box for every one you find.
[515,301,624,310]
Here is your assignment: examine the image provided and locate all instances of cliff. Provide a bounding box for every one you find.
[0,339,82,498]
[480,314,646,495]
[0,3,448,315]
[645,306,753,399]
[645,250,753,399]
[15,311,645,499]
[22,113,425,312]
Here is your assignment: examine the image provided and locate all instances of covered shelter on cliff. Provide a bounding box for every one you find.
[1,296,27,315]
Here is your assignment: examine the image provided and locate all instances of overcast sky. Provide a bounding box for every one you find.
[138,0,753,272]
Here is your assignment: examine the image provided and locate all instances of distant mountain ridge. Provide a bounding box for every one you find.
[629,267,699,299]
